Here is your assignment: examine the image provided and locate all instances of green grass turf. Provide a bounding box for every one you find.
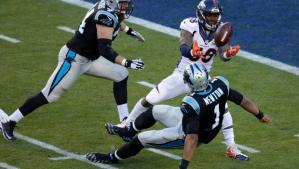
[0,0,299,169]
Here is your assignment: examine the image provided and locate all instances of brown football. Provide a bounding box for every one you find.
[214,22,233,47]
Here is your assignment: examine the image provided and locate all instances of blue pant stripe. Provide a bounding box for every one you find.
[48,49,76,95]
[148,139,184,148]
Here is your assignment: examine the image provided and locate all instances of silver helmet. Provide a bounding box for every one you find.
[105,0,134,19]
[183,63,209,91]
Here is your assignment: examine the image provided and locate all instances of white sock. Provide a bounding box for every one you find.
[126,99,149,123]
[117,104,129,122]
[9,109,24,122]
[221,112,235,147]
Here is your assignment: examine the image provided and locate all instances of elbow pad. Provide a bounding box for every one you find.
[97,39,118,62]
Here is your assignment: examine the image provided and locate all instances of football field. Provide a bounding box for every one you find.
[0,0,299,169]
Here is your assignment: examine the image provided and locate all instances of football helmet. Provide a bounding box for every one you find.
[106,0,134,19]
[196,0,223,31]
[183,63,209,91]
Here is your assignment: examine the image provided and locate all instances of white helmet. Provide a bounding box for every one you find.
[105,0,134,18]
[183,63,209,91]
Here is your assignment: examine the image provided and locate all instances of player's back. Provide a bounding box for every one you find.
[66,0,121,60]
[182,77,229,135]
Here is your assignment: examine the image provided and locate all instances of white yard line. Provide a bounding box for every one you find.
[14,132,118,169]
[0,162,19,169]
[295,134,299,138]
[57,26,76,34]
[48,156,75,161]
[137,81,156,89]
[146,148,181,160]
[0,34,20,43]
[221,141,260,153]
[60,0,299,77]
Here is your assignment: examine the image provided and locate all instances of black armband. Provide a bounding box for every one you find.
[255,110,264,120]
[97,39,118,62]
[179,159,189,169]
[228,88,244,105]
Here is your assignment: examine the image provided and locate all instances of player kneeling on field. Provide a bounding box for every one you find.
[86,63,272,168]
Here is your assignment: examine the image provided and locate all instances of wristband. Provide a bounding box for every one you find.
[121,59,127,66]
[255,110,264,120]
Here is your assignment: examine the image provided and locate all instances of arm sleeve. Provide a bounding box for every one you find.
[228,88,244,105]
[97,39,118,62]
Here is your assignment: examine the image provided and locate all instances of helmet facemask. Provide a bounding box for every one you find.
[106,0,134,19]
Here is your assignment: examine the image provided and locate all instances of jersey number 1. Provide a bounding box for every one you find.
[212,104,220,129]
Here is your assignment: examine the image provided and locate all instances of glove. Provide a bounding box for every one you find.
[191,40,204,59]
[127,28,145,42]
[225,45,240,58]
[122,58,144,70]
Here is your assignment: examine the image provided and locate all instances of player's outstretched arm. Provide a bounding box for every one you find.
[121,22,145,42]
[240,96,272,126]
[228,88,272,126]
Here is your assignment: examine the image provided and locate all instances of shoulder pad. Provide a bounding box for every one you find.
[180,17,198,34]
[215,76,230,92]
[94,10,118,28]
[182,95,200,115]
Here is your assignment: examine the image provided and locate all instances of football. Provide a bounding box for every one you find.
[214,22,233,47]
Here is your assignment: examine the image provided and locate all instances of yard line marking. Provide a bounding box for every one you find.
[0,34,20,43]
[137,81,156,89]
[0,162,19,169]
[60,0,299,77]
[49,156,76,161]
[295,134,299,138]
[14,132,118,169]
[221,141,260,153]
[146,148,181,160]
[57,26,75,34]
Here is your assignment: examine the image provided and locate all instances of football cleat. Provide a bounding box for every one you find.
[86,152,118,164]
[0,109,16,141]
[105,122,137,142]
[0,120,17,141]
[226,146,249,161]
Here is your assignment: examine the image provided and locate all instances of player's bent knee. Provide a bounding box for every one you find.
[115,68,129,82]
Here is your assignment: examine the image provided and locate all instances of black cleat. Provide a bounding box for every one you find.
[86,152,118,164]
[0,120,16,141]
[105,122,137,142]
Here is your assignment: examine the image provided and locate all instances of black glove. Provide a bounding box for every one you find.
[127,27,145,42]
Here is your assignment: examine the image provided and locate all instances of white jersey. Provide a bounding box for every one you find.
[177,17,224,72]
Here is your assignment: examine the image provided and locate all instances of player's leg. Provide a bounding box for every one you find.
[85,57,129,122]
[222,105,249,161]
[87,124,184,164]
[0,45,87,141]
[126,71,189,123]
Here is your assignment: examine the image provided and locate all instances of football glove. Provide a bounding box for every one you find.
[225,45,240,58]
[191,41,204,59]
[127,28,145,42]
[122,58,145,70]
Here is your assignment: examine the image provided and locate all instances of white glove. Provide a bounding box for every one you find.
[122,59,145,70]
